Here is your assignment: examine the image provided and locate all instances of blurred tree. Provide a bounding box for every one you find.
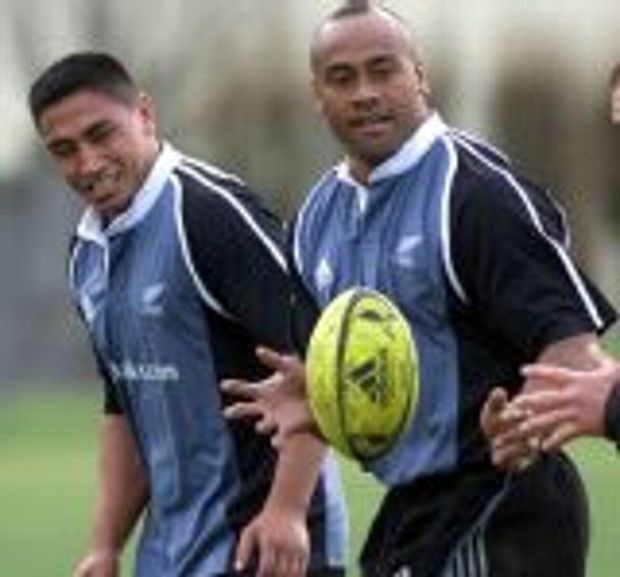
[491,54,602,268]
[1,0,618,387]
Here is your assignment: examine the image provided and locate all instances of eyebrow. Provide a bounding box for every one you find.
[46,119,113,150]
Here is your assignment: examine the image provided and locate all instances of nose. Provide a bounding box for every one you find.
[351,76,380,109]
[75,142,105,175]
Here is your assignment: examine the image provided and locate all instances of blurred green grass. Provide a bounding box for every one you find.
[0,391,618,576]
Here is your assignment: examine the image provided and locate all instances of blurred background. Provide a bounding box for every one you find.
[0,0,619,576]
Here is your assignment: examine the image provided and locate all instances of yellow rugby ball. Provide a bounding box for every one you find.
[306,287,418,460]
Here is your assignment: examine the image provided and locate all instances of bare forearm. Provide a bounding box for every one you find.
[89,415,148,553]
[482,333,616,467]
[265,432,327,514]
[533,333,609,371]
[231,432,326,573]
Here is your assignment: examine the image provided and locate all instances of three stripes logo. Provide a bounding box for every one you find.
[358,308,399,340]
[345,307,400,405]
[346,349,390,406]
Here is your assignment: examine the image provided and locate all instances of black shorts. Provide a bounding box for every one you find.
[360,453,589,577]
[223,569,345,577]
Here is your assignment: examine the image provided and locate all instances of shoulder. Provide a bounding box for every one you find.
[173,155,284,244]
[173,156,258,217]
[292,167,340,270]
[298,167,340,218]
[444,132,567,242]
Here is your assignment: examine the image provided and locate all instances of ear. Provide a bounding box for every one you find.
[136,92,157,135]
[415,62,432,99]
[311,75,326,118]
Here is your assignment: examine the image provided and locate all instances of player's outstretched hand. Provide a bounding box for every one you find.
[234,503,309,577]
[511,362,618,450]
[480,387,540,471]
[221,347,319,447]
[73,550,119,577]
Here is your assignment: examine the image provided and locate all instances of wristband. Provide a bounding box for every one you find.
[603,382,620,449]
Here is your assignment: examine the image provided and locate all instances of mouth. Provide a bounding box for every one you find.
[76,171,128,215]
[79,172,118,198]
[349,114,393,135]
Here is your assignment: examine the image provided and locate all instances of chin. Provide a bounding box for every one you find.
[362,144,400,165]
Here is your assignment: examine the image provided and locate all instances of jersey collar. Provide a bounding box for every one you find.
[76,141,182,244]
[336,112,447,186]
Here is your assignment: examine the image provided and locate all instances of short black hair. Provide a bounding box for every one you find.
[28,52,138,127]
[331,0,374,18]
[329,1,393,21]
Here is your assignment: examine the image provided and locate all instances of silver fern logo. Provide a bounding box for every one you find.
[315,258,334,292]
[141,283,165,316]
[393,234,422,268]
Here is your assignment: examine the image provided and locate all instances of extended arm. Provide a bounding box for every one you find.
[233,429,326,576]
[448,167,616,470]
[73,414,148,577]
[182,182,325,576]
[222,347,319,446]
[481,334,615,468]
[511,357,620,450]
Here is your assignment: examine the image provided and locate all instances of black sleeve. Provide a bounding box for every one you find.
[95,350,123,414]
[285,218,321,355]
[451,165,616,360]
[604,383,620,447]
[181,175,294,352]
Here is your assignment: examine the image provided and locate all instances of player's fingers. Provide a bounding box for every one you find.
[221,378,261,399]
[514,452,539,472]
[541,422,579,451]
[491,442,522,469]
[234,526,258,574]
[480,387,509,435]
[256,545,277,577]
[491,418,541,468]
[488,387,509,411]
[255,414,277,435]
[513,390,568,414]
[289,546,309,577]
[256,346,287,371]
[491,425,529,452]
[269,548,290,577]
[521,364,577,386]
[271,433,283,450]
[269,546,305,577]
[492,437,538,471]
[517,407,573,439]
[223,401,265,421]
[498,403,529,425]
[295,552,308,577]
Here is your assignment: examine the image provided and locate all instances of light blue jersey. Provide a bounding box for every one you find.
[293,114,613,487]
[70,144,347,576]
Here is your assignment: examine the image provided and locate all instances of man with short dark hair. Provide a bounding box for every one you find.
[223,5,616,577]
[29,51,347,577]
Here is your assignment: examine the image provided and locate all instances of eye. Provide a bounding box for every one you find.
[368,59,398,81]
[87,122,115,144]
[324,66,356,88]
[48,140,77,160]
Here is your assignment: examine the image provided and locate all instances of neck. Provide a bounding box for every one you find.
[347,157,374,185]
[346,110,433,184]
